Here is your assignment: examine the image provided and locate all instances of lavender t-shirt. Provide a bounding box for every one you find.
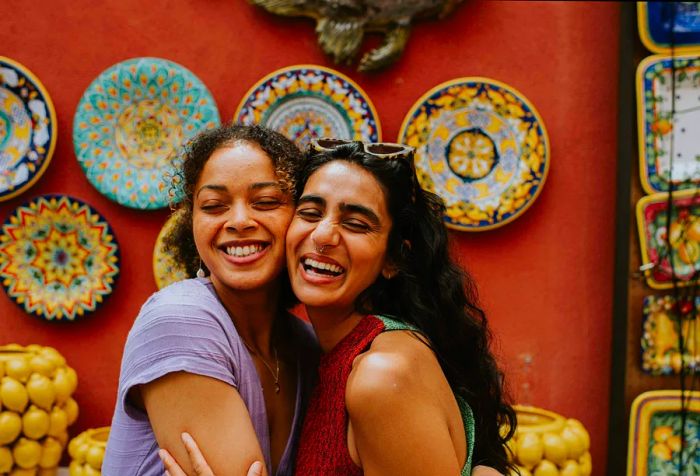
[103,278,317,476]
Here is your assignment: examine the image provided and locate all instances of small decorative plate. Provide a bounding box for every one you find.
[636,190,700,289]
[399,78,549,231]
[234,65,381,150]
[637,54,700,193]
[153,210,188,289]
[0,195,120,321]
[641,295,700,375]
[638,2,700,54]
[73,58,220,209]
[627,390,700,476]
[0,56,57,202]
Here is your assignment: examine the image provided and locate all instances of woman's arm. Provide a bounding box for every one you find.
[140,371,268,476]
[159,433,263,476]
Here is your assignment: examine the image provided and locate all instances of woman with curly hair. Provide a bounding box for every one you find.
[160,138,515,476]
[104,124,318,476]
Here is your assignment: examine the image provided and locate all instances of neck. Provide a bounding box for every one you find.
[305,305,365,353]
[210,277,282,356]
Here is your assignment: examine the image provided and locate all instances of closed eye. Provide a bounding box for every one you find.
[343,219,371,232]
[297,208,323,221]
[253,198,283,210]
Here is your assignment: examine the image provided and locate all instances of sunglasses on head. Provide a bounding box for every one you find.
[309,138,415,161]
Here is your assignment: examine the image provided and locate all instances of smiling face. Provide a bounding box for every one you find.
[193,141,294,298]
[286,160,395,316]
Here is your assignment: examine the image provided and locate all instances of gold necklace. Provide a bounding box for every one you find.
[242,340,281,394]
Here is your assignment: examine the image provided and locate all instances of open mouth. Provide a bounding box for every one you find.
[302,257,345,277]
[221,243,268,258]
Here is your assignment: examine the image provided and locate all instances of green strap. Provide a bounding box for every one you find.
[374,315,475,475]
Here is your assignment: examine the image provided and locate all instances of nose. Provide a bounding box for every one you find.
[311,218,339,250]
[225,202,256,232]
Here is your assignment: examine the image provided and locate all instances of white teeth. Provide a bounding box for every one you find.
[303,258,343,275]
[226,244,263,257]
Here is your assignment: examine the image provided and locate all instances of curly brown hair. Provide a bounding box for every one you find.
[163,123,302,307]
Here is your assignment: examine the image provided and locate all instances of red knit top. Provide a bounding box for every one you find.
[293,315,383,476]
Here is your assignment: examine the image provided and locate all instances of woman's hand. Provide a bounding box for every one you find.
[159,433,264,476]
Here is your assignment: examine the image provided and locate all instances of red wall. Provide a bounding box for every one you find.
[1,1,619,472]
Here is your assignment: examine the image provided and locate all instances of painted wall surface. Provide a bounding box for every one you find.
[0,1,620,472]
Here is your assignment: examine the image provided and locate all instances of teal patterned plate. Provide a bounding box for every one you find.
[73,58,220,209]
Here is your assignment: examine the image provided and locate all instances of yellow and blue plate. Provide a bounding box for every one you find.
[399,78,549,231]
[73,58,220,209]
[153,210,188,290]
[234,65,381,150]
[0,56,57,202]
[0,195,120,321]
[627,390,700,475]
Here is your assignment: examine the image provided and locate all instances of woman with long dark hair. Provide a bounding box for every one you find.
[160,138,515,475]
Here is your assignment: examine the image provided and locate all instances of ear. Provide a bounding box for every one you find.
[381,261,399,280]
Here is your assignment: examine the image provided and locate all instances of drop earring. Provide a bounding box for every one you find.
[196,260,206,278]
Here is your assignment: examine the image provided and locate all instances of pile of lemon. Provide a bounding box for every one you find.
[68,427,109,475]
[507,405,592,476]
[0,344,79,474]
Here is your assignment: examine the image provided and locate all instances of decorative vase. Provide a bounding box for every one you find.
[0,344,79,474]
[507,405,592,476]
[68,427,109,475]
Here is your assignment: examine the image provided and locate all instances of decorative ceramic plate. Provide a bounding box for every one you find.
[627,390,700,476]
[234,65,381,150]
[636,190,700,289]
[153,210,188,289]
[0,56,57,202]
[638,2,700,54]
[399,78,549,231]
[73,58,220,209]
[641,295,700,375]
[0,195,120,321]
[637,54,700,193]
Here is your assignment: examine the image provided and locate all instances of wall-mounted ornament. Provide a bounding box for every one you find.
[153,210,188,290]
[0,195,120,321]
[235,65,381,150]
[638,2,700,54]
[637,54,700,194]
[0,56,57,202]
[247,0,464,72]
[73,58,220,210]
[627,390,700,476]
[636,190,700,289]
[399,77,549,231]
[641,295,700,375]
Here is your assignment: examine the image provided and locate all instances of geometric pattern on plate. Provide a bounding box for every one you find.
[636,190,700,289]
[73,58,220,209]
[627,390,700,476]
[234,64,381,150]
[152,210,188,290]
[399,77,549,231]
[0,56,57,202]
[0,195,119,320]
[641,295,700,375]
[637,54,700,193]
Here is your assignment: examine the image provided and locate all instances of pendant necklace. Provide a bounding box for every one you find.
[242,340,281,394]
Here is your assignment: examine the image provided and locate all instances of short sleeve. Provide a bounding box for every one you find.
[117,292,238,419]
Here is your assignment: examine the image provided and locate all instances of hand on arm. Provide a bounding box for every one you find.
[141,371,268,476]
[159,433,264,476]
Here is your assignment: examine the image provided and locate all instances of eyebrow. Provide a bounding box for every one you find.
[196,181,282,198]
[297,194,381,226]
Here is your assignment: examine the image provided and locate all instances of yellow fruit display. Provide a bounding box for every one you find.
[69,427,110,475]
[0,345,79,474]
[506,406,592,476]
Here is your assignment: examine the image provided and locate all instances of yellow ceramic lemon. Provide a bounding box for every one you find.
[63,397,79,426]
[1,377,29,413]
[0,445,13,472]
[12,437,41,469]
[5,358,32,383]
[560,427,585,459]
[559,460,581,476]
[578,453,592,476]
[0,411,22,445]
[38,348,65,368]
[21,405,50,439]
[542,433,568,466]
[533,459,559,476]
[38,437,63,469]
[68,460,84,476]
[26,374,55,411]
[515,465,533,476]
[29,356,56,378]
[52,369,72,404]
[517,433,544,469]
[47,406,67,437]
[85,445,105,470]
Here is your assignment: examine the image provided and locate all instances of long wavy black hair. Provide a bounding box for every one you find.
[164,123,302,310]
[297,142,517,472]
